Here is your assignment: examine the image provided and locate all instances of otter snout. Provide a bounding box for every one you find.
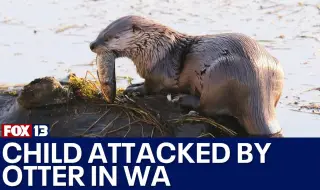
[90,41,98,52]
[89,40,106,53]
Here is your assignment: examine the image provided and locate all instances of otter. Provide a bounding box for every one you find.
[89,15,284,137]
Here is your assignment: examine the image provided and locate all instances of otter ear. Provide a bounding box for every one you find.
[132,24,143,33]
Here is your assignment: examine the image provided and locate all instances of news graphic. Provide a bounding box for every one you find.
[1,124,49,138]
[1,128,320,190]
[1,141,270,187]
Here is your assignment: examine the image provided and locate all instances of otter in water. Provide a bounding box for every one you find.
[90,15,284,137]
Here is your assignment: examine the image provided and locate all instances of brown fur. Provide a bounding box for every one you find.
[90,15,284,136]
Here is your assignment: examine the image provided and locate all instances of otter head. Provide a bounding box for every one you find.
[90,15,181,79]
[90,15,150,56]
[90,15,179,59]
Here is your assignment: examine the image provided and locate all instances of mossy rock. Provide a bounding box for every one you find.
[17,77,69,109]
[4,75,242,137]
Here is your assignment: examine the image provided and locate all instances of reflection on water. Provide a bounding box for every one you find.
[0,0,319,136]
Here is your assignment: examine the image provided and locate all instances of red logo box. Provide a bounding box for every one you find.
[1,124,32,138]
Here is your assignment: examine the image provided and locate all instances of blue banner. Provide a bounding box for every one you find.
[0,138,319,190]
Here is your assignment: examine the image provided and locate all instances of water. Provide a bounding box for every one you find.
[0,0,319,136]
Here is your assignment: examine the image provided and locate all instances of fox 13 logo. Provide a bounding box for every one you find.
[1,124,49,138]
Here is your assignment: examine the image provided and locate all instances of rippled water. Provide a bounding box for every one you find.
[0,0,319,136]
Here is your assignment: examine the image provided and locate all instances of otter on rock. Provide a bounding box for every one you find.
[90,15,284,137]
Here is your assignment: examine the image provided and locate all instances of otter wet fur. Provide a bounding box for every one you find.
[90,15,284,137]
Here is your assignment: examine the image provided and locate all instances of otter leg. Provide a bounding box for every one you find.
[124,80,162,96]
[200,56,283,136]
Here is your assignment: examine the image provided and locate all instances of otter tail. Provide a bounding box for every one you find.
[240,89,283,137]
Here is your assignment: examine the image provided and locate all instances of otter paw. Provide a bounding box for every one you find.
[127,82,144,88]
[123,85,146,96]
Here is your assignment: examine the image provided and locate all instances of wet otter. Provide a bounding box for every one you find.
[90,15,284,137]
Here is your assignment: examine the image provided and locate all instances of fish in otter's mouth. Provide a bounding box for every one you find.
[96,52,116,103]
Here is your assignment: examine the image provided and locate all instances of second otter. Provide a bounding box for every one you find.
[90,15,284,137]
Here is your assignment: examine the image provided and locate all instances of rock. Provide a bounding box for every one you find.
[17,77,69,109]
[0,76,244,138]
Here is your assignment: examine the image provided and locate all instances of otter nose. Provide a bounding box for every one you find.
[90,42,97,51]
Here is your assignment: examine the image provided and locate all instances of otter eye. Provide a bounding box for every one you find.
[104,35,112,41]
[114,35,120,39]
